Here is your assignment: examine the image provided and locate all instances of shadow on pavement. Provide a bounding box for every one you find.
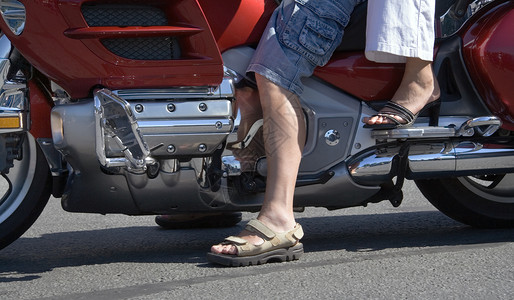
[0,210,512,282]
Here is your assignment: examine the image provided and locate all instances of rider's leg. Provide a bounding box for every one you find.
[364,57,440,125]
[211,74,306,255]
[210,0,364,258]
[363,0,439,126]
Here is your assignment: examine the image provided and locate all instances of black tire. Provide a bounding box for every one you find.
[0,134,52,250]
[415,175,514,228]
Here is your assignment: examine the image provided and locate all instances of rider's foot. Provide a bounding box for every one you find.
[363,58,440,126]
[210,214,296,255]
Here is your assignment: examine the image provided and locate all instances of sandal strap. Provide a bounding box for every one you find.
[245,219,276,239]
[375,113,402,126]
[224,236,250,245]
[291,225,304,240]
[246,219,304,242]
[383,102,415,123]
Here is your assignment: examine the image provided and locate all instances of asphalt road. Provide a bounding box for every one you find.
[0,181,513,299]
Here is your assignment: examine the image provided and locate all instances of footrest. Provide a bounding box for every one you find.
[371,116,502,140]
[371,126,458,139]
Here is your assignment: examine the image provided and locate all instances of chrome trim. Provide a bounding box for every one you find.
[160,159,179,173]
[453,141,514,173]
[113,80,234,158]
[113,77,234,100]
[138,118,232,133]
[407,142,456,176]
[0,0,26,35]
[371,126,463,140]
[0,34,11,59]
[222,155,242,176]
[457,116,501,137]
[324,129,340,146]
[370,116,500,140]
[92,76,235,169]
[348,140,514,186]
[114,88,215,99]
[347,145,402,186]
[94,89,150,169]
[133,99,232,121]
[0,107,26,133]
[0,37,28,134]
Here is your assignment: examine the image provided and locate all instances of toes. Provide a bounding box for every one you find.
[364,115,385,125]
[219,245,233,255]
[211,244,237,255]
[372,116,383,124]
[363,116,378,125]
[210,244,222,254]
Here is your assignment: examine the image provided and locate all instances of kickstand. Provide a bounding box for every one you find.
[387,143,409,207]
[383,180,403,207]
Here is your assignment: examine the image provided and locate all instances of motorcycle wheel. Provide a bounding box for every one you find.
[0,133,51,250]
[415,175,514,228]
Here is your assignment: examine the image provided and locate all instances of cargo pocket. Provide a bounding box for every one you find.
[299,17,338,57]
[280,0,349,66]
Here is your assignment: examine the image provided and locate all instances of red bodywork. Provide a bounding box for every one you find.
[314,52,404,101]
[2,0,224,99]
[461,1,514,130]
[0,0,277,99]
[28,80,53,138]
[0,0,512,131]
[0,0,402,101]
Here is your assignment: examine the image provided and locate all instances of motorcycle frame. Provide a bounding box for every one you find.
[0,0,512,215]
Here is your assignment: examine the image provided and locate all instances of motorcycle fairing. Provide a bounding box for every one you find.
[0,0,225,99]
[198,0,277,53]
[461,1,514,130]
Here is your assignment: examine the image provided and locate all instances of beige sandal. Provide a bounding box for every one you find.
[207,219,304,267]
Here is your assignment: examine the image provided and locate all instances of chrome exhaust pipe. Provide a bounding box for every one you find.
[347,139,514,186]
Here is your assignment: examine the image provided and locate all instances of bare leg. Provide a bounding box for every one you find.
[211,74,306,255]
[364,57,440,125]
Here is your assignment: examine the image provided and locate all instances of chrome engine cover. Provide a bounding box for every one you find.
[53,77,235,171]
[110,83,234,159]
[50,77,238,214]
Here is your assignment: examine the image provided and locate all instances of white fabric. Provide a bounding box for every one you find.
[365,0,436,63]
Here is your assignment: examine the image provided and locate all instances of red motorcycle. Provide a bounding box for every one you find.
[0,0,512,250]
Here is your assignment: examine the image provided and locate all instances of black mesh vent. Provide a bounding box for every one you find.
[81,4,182,60]
[81,4,167,27]
[101,37,181,60]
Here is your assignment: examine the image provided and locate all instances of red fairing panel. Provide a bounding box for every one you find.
[462,1,514,130]
[198,0,277,53]
[314,52,405,101]
[0,0,226,99]
[28,80,53,138]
